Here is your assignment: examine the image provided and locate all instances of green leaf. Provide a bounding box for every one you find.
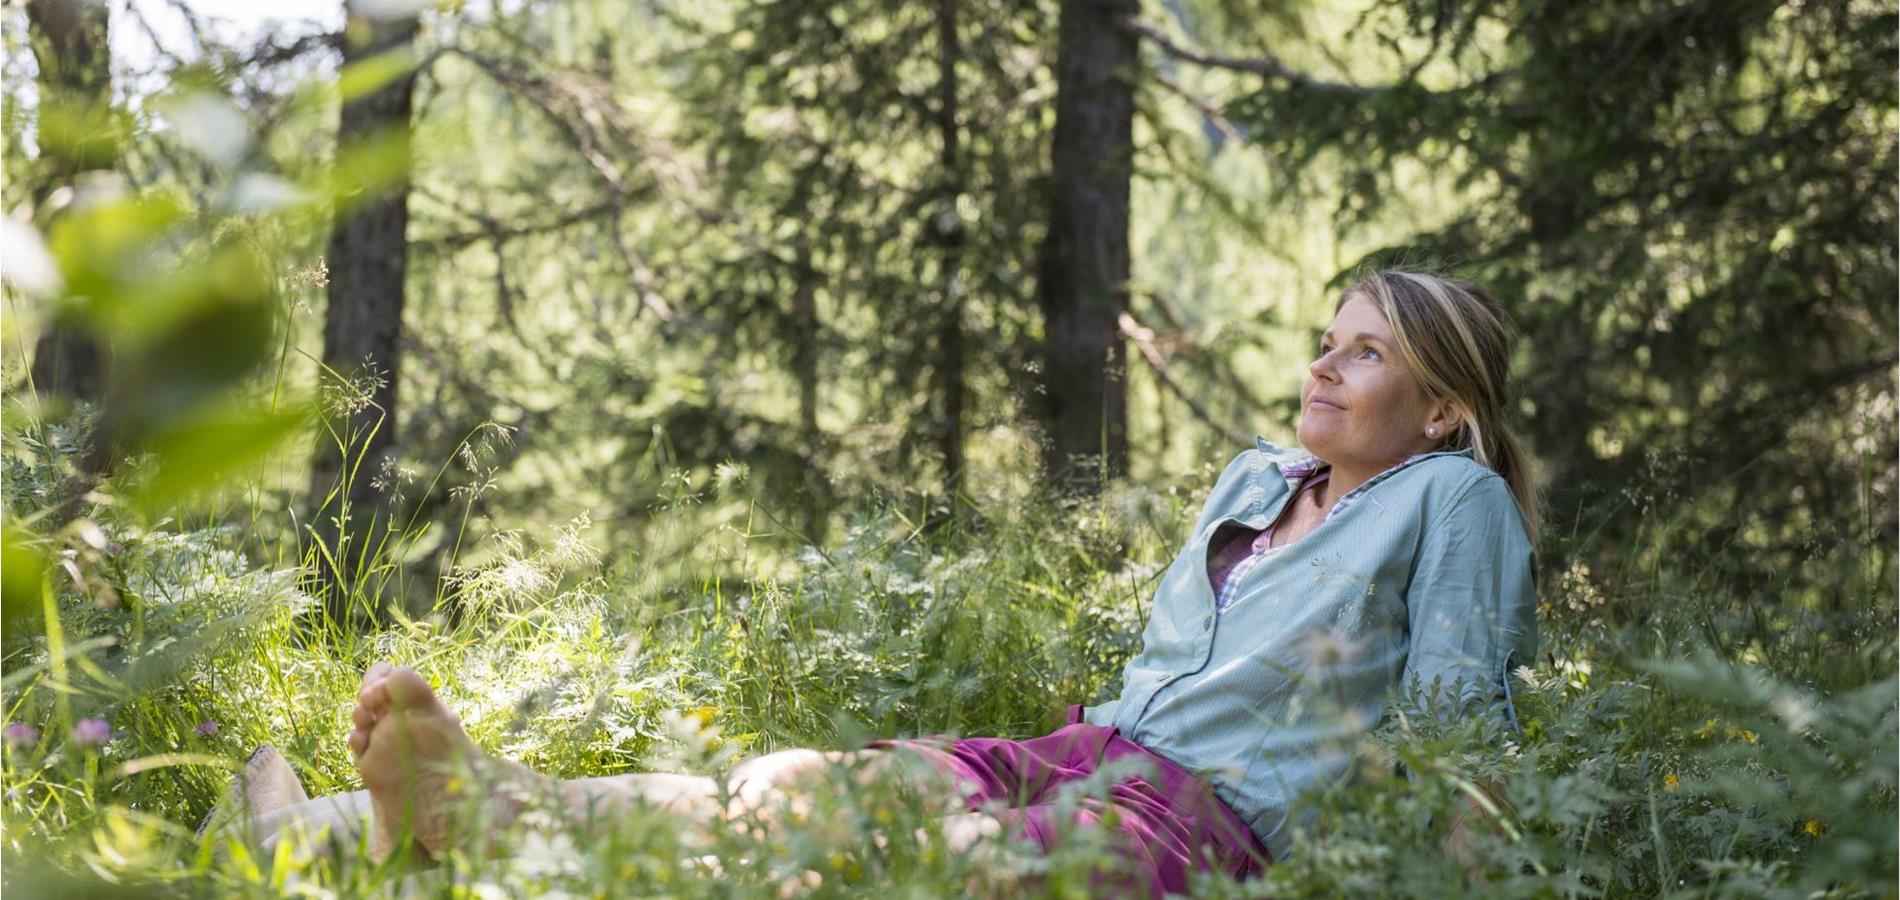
[46,194,189,310]
[133,408,309,510]
[323,129,414,216]
[96,235,273,353]
[1,525,45,632]
[34,102,127,172]
[337,47,418,104]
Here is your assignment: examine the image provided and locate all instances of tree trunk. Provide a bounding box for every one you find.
[26,0,112,404]
[791,234,828,543]
[1035,0,1135,493]
[308,7,419,622]
[933,0,967,505]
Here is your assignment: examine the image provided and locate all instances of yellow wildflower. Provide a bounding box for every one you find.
[1663,773,1679,792]
[1803,819,1825,837]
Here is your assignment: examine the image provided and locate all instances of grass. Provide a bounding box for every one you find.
[1,414,1894,898]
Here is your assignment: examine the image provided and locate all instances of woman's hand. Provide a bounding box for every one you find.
[1439,776,1511,885]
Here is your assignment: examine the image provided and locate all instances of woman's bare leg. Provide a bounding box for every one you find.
[724,747,969,824]
[245,771,729,860]
[339,663,1002,863]
[249,789,371,856]
[234,747,938,861]
[936,812,1005,852]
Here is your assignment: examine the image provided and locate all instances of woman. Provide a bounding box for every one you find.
[230,269,1540,896]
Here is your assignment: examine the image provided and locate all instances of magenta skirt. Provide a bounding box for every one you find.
[865,705,1271,897]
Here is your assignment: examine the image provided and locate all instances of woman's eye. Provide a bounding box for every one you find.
[1360,347,1381,360]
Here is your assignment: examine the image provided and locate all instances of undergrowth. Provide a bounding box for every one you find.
[1,416,1893,898]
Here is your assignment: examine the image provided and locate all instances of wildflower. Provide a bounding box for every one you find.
[320,365,386,417]
[196,720,219,737]
[1662,773,1679,792]
[70,718,111,747]
[1802,819,1825,837]
[288,259,329,292]
[713,461,750,491]
[1770,690,1818,733]
[5,722,39,748]
[1555,656,1592,689]
[1295,625,1365,672]
[1556,559,1606,613]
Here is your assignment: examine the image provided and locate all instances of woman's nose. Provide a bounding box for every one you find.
[1309,350,1340,383]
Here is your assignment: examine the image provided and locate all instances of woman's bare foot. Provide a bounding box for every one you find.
[349,664,542,861]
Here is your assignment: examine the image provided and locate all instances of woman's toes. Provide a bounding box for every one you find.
[358,678,392,718]
[349,725,369,757]
[380,667,439,715]
[360,660,393,691]
[353,703,377,730]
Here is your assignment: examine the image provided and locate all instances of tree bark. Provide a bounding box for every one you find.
[791,234,828,543]
[308,7,419,621]
[933,0,967,504]
[26,0,112,403]
[792,238,820,457]
[1035,0,1135,493]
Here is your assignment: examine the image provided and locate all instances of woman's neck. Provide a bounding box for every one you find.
[1318,466,1367,509]
[1312,437,1448,509]
[1315,454,1415,510]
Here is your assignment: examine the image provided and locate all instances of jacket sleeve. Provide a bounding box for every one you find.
[1400,472,1540,728]
[1078,699,1117,727]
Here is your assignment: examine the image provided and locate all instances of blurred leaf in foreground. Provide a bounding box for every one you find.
[1,526,46,633]
[133,409,308,511]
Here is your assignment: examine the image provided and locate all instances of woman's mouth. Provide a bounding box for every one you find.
[1310,399,1345,411]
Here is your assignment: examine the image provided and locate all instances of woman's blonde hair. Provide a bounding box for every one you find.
[1339,269,1543,541]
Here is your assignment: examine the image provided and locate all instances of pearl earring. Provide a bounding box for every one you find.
[1427,427,1438,438]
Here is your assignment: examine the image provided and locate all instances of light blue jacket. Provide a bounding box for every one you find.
[1082,437,1539,861]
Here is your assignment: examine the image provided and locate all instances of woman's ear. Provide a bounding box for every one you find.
[1427,399,1464,440]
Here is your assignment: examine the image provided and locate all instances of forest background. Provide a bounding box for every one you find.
[1,0,1895,895]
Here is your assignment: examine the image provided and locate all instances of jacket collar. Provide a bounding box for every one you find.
[1254,435,1477,519]
[1255,435,1476,468]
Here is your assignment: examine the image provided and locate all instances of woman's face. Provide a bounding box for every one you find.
[1297,294,1450,473]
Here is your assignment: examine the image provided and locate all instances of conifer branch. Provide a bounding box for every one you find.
[1123,16,1512,99]
[1120,311,1252,446]
[1121,16,1372,97]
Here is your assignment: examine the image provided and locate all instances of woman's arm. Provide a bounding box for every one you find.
[1401,472,1539,722]
[1405,472,1537,880]
[1442,775,1515,882]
